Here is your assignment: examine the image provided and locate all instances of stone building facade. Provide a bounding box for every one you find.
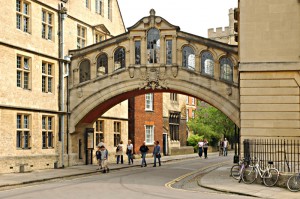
[238,0,300,143]
[0,0,126,173]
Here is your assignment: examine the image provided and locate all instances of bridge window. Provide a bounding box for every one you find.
[169,112,180,141]
[79,60,91,83]
[135,41,141,65]
[166,40,172,65]
[147,28,160,64]
[220,57,233,82]
[97,54,108,76]
[201,51,214,76]
[114,47,126,70]
[145,93,153,111]
[182,46,195,70]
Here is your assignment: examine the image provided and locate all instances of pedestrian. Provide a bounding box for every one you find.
[203,139,209,159]
[126,139,134,165]
[95,146,102,170]
[223,138,228,156]
[153,141,161,167]
[139,141,149,167]
[198,138,204,158]
[116,140,124,164]
[98,138,105,147]
[99,145,109,173]
[219,140,224,156]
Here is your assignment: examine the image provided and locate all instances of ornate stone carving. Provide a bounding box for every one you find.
[226,87,232,96]
[77,87,83,98]
[171,65,178,77]
[128,67,135,78]
[139,67,168,90]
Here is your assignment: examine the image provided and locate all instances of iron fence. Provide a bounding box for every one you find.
[243,139,300,173]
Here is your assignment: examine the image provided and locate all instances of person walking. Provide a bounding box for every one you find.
[219,140,224,156]
[95,146,102,170]
[126,139,134,165]
[99,145,109,173]
[203,139,209,159]
[139,141,149,167]
[223,138,228,156]
[116,140,124,164]
[198,138,204,158]
[153,141,161,167]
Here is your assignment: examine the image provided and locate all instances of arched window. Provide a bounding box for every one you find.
[114,47,126,70]
[79,59,90,83]
[96,54,108,76]
[182,46,195,70]
[201,51,214,76]
[220,57,233,82]
[147,28,160,64]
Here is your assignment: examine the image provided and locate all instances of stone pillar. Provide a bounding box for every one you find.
[172,35,177,66]
[141,35,147,65]
[195,54,201,73]
[108,56,113,73]
[129,36,134,66]
[214,61,220,80]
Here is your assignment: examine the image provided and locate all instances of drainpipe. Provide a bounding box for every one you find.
[60,6,67,168]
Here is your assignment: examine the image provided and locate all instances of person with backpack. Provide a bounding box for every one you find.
[116,140,124,164]
[99,145,109,173]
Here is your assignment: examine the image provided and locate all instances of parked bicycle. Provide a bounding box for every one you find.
[287,172,300,192]
[242,158,279,187]
[230,158,248,181]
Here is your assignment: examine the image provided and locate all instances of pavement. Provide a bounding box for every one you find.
[0,153,298,198]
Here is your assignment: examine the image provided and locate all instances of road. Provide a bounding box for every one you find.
[0,154,253,199]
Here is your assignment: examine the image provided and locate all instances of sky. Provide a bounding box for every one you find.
[117,0,238,38]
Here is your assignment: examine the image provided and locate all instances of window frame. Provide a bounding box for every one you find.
[95,120,104,146]
[201,51,214,77]
[16,0,31,33]
[16,113,31,149]
[114,47,126,70]
[220,57,234,82]
[42,61,53,93]
[145,125,154,145]
[41,9,53,40]
[166,39,172,65]
[42,116,54,149]
[107,0,112,20]
[147,28,160,64]
[113,121,121,146]
[145,93,154,111]
[95,0,103,15]
[16,55,31,90]
[79,59,91,83]
[182,46,195,70]
[77,25,87,49]
[135,40,141,65]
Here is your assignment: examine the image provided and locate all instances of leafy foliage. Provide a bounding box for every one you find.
[187,103,235,146]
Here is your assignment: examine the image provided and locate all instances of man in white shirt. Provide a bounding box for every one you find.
[223,138,228,156]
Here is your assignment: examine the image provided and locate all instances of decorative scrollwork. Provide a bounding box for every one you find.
[139,68,168,90]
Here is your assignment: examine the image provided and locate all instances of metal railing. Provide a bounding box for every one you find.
[243,139,300,173]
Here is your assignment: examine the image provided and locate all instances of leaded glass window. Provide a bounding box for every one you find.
[147,28,160,64]
[182,46,195,70]
[201,51,214,76]
[220,57,233,82]
[166,40,172,65]
[114,47,125,70]
[135,41,141,65]
[97,54,108,76]
[79,59,91,83]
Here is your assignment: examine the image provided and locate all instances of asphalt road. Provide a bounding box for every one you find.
[0,154,253,199]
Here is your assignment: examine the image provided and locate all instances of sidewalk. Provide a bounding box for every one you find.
[0,153,198,188]
[199,163,299,199]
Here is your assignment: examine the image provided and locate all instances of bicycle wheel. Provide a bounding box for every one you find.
[230,164,241,180]
[287,174,300,192]
[242,166,256,184]
[263,168,279,186]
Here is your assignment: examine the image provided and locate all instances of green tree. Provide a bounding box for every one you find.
[187,104,235,146]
